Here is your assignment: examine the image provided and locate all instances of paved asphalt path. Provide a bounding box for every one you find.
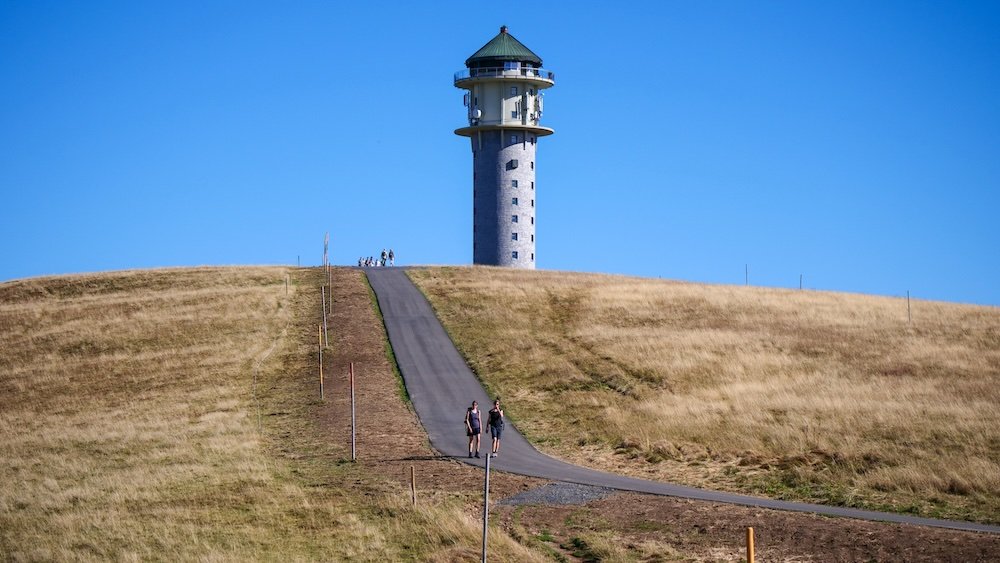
[365,267,1000,534]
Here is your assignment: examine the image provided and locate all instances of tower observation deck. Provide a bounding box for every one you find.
[455,26,554,268]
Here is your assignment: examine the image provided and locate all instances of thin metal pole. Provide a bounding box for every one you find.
[907,290,911,323]
[745,264,749,286]
[321,286,329,347]
[799,274,803,290]
[746,527,755,563]
[350,362,356,462]
[481,451,491,563]
[318,325,324,400]
[329,265,333,312]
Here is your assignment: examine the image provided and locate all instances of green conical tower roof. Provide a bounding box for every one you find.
[465,26,542,68]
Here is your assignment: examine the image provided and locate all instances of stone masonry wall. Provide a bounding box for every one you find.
[472,130,537,268]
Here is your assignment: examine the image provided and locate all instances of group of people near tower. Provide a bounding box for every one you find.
[464,398,504,459]
[359,248,394,268]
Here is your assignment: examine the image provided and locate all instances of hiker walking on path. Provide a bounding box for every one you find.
[388,248,395,266]
[488,399,504,458]
[465,401,482,458]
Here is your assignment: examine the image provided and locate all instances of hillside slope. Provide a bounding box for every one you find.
[0,267,544,561]
[4,265,997,560]
[408,266,1000,524]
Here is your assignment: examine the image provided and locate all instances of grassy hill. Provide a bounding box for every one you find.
[0,267,542,561]
[408,267,1000,524]
[3,265,998,561]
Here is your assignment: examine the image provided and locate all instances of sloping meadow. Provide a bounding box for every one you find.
[0,267,544,561]
[0,267,297,558]
[409,266,1000,524]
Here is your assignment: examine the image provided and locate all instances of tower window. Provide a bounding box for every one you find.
[531,181,535,190]
[512,251,519,259]
[530,216,534,224]
[510,135,518,144]
[531,161,534,170]
[531,199,534,207]
[512,197,518,205]
[512,232,518,241]
[531,253,534,260]
[531,234,534,242]
[512,215,518,223]
[511,179,518,188]
[510,86,518,96]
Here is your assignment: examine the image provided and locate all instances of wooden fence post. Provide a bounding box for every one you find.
[322,286,329,347]
[746,527,755,563]
[410,465,416,506]
[350,362,356,461]
[318,325,324,400]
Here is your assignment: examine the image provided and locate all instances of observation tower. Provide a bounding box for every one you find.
[454,26,555,268]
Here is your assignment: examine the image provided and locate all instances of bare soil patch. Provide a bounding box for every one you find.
[496,493,1000,562]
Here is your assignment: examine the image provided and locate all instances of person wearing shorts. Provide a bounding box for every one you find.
[487,399,504,457]
[465,401,482,458]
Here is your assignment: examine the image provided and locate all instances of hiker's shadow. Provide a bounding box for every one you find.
[379,454,466,463]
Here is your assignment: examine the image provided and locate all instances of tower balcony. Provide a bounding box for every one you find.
[455,122,554,138]
[454,66,555,89]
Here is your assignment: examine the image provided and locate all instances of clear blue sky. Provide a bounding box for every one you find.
[2,2,998,305]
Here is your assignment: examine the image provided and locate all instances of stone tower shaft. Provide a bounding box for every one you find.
[454,26,554,268]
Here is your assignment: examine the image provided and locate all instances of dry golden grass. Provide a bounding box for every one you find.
[0,267,544,561]
[0,267,303,559]
[409,266,1000,524]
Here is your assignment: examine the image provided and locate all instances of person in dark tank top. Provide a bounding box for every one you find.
[465,400,482,458]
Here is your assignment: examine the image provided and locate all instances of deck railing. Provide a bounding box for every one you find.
[454,67,555,83]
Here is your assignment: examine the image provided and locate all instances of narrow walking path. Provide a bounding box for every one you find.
[365,267,1000,535]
